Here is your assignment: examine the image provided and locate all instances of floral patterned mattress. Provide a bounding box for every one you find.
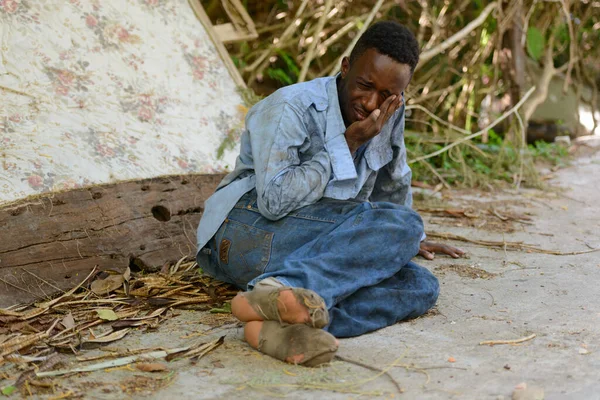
[0,0,243,205]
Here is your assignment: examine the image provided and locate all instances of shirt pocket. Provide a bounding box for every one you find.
[216,218,274,288]
[365,146,393,172]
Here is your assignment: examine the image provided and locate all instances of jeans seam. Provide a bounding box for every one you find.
[232,205,338,224]
[286,214,337,223]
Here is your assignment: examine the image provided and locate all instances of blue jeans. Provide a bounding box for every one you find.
[198,190,439,338]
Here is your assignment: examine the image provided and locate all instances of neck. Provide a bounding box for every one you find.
[336,76,351,128]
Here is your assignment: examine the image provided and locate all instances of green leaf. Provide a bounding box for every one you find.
[267,68,293,86]
[480,28,490,47]
[96,309,118,321]
[1,386,16,396]
[275,49,300,77]
[526,27,545,61]
[209,302,232,314]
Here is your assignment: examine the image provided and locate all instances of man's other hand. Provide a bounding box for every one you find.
[418,241,465,260]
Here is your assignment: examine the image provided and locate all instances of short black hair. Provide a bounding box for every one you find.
[349,21,420,73]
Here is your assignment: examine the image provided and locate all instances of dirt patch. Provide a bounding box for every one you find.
[196,313,237,327]
[120,373,176,396]
[435,263,497,279]
[418,204,535,233]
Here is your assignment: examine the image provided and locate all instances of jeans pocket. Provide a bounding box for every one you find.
[216,218,274,288]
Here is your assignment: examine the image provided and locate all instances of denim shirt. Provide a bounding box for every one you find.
[196,76,413,252]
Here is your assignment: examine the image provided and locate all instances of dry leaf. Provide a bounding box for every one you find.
[136,363,167,372]
[91,274,124,295]
[61,313,75,330]
[85,328,131,343]
[96,309,118,321]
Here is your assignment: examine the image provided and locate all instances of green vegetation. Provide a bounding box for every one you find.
[407,129,570,188]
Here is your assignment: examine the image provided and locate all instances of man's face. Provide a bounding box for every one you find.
[338,48,412,127]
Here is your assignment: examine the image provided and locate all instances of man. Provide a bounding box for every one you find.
[196,21,464,366]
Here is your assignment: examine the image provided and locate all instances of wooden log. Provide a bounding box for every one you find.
[0,174,224,307]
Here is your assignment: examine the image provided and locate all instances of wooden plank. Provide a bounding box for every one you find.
[220,0,258,41]
[214,23,258,44]
[0,174,224,307]
[188,0,246,88]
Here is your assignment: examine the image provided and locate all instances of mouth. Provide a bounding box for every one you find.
[354,107,367,122]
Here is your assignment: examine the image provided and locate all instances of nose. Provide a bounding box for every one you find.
[362,92,379,113]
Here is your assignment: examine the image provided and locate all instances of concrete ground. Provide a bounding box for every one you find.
[4,140,599,399]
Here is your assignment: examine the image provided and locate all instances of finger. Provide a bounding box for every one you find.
[378,96,402,128]
[440,246,460,258]
[419,249,435,260]
[369,108,381,122]
[454,247,466,255]
[378,95,397,122]
[396,95,404,111]
[372,95,394,126]
[447,246,465,258]
[361,109,381,137]
[383,95,400,121]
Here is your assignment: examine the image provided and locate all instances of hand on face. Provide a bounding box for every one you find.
[344,94,403,153]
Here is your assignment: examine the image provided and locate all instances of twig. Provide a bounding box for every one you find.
[0,277,42,299]
[329,0,385,76]
[426,231,600,255]
[244,0,310,73]
[335,355,403,395]
[490,208,509,221]
[417,2,498,69]
[0,319,59,359]
[479,333,536,346]
[514,109,526,189]
[36,347,191,377]
[559,0,576,93]
[418,159,451,189]
[409,86,535,164]
[20,268,63,293]
[298,0,333,82]
[36,266,98,309]
[317,21,356,56]
[406,104,471,135]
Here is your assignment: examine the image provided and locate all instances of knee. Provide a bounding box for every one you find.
[403,207,425,239]
[391,207,424,251]
[366,204,424,239]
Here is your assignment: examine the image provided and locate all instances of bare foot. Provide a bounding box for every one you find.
[231,289,310,324]
[244,321,339,365]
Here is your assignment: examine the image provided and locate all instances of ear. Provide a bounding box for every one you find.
[340,57,350,78]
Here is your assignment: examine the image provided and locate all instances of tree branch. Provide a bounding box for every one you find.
[298,0,333,82]
[409,86,536,164]
[328,0,385,76]
[417,2,498,70]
